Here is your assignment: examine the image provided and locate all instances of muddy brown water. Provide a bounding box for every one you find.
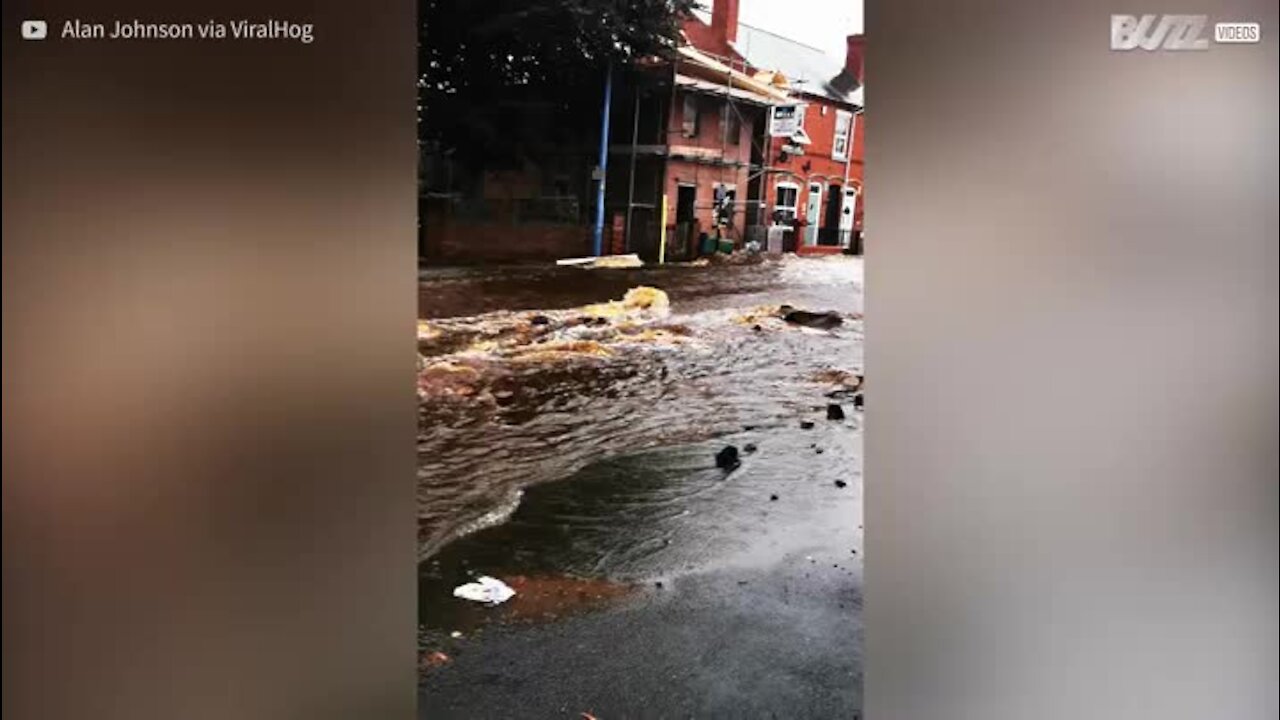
[417,258,860,645]
[419,258,861,544]
[419,257,870,712]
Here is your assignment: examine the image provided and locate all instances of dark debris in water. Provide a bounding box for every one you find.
[780,307,844,330]
[715,445,741,470]
[418,260,864,577]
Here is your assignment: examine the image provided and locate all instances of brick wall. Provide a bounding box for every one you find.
[662,89,755,243]
[772,98,855,182]
[681,16,743,66]
[764,95,865,238]
[421,221,591,264]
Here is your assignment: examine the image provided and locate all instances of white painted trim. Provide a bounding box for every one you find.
[832,109,854,162]
[773,181,801,226]
[805,181,825,246]
[838,185,857,242]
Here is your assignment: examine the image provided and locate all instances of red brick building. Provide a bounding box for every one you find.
[683,0,866,253]
[603,43,785,259]
[421,0,864,265]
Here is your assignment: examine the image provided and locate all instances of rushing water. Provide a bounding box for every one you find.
[417,256,863,562]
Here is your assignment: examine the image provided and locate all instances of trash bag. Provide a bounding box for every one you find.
[452,576,516,605]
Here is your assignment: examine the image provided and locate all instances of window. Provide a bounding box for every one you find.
[722,104,740,145]
[833,110,853,161]
[682,95,699,138]
[773,183,799,225]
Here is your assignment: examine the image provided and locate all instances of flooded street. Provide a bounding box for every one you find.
[418,256,864,716]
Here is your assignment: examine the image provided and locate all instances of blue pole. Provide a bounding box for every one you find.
[592,62,613,256]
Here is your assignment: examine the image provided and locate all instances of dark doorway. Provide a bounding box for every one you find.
[676,185,696,221]
[820,184,843,246]
[674,184,697,260]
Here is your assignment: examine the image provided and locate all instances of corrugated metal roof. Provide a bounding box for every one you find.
[732,24,862,107]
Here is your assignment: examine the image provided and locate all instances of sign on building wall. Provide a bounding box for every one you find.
[768,105,804,137]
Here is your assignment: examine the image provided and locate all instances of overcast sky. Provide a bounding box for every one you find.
[692,0,863,60]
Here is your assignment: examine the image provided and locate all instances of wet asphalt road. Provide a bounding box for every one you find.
[421,557,861,718]
[418,257,863,718]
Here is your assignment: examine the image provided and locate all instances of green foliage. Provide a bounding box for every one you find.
[419,0,696,172]
[420,0,694,94]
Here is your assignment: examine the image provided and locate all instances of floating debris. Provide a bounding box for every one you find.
[418,361,484,399]
[557,253,643,269]
[452,576,516,605]
[581,286,670,319]
[715,445,741,470]
[812,368,863,389]
[506,340,612,362]
[782,308,844,330]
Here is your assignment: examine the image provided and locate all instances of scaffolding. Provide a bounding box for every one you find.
[604,44,799,260]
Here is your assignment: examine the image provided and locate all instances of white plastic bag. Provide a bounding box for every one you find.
[452,576,516,605]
